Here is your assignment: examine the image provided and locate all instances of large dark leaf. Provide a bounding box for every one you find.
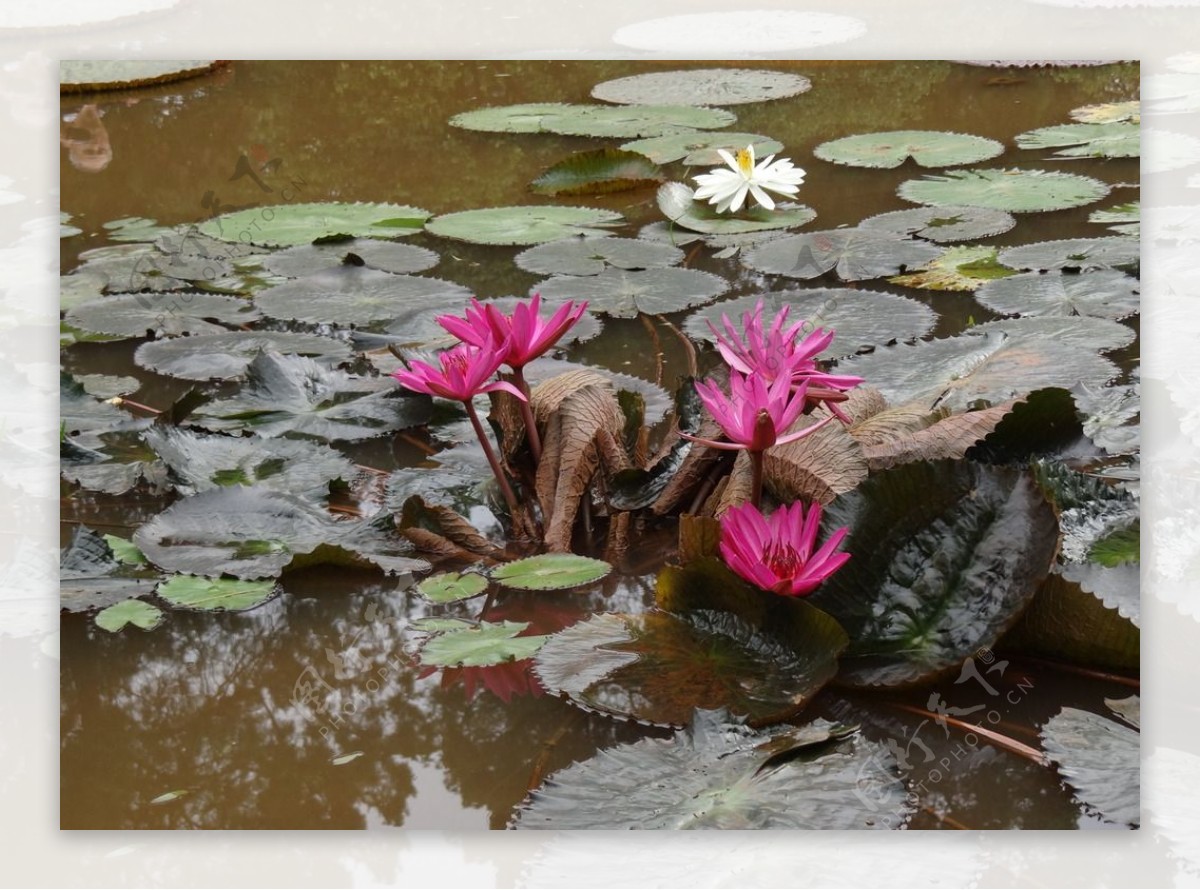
[512,709,909,829]
[815,130,1004,169]
[1042,706,1139,827]
[134,331,351,381]
[997,237,1139,272]
[65,292,260,338]
[742,228,942,281]
[975,269,1139,319]
[426,205,624,246]
[897,168,1110,213]
[450,103,736,138]
[61,427,167,495]
[60,371,133,437]
[810,460,1059,687]
[60,526,162,613]
[858,205,1016,243]
[657,181,817,235]
[530,149,664,197]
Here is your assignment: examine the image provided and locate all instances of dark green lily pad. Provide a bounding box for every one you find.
[532,267,728,318]
[512,709,909,829]
[997,237,1139,272]
[1016,122,1140,159]
[61,427,167,496]
[898,168,1110,213]
[417,571,489,604]
[64,292,259,338]
[971,315,1135,353]
[259,239,439,278]
[60,526,162,613]
[530,149,664,197]
[418,620,549,668]
[426,205,624,246]
[94,598,163,632]
[975,270,1139,319]
[134,330,351,381]
[190,352,431,441]
[889,245,1016,291]
[254,265,471,326]
[683,288,937,360]
[592,68,811,106]
[60,371,132,436]
[102,216,173,243]
[451,103,737,138]
[144,426,357,498]
[490,554,612,591]
[1042,707,1139,827]
[621,131,785,166]
[657,182,817,235]
[810,461,1059,687]
[60,60,223,92]
[858,205,1017,243]
[60,211,82,239]
[742,228,942,282]
[514,236,683,276]
[815,130,1004,169]
[198,202,429,247]
[156,574,278,611]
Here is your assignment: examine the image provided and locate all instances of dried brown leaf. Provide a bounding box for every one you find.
[766,409,868,506]
[862,401,1017,470]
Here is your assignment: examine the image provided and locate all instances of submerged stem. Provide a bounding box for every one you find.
[463,399,522,521]
[510,366,542,463]
[750,449,765,509]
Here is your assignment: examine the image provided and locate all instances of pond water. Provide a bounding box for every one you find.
[60,60,1140,829]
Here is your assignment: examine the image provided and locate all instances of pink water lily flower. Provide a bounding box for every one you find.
[719,500,850,597]
[437,293,587,370]
[391,339,526,403]
[681,370,834,453]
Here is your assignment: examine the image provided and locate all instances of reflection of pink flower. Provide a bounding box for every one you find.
[391,338,525,403]
[682,370,834,452]
[437,293,587,369]
[719,500,850,597]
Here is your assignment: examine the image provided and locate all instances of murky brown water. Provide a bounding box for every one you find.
[60,60,1139,829]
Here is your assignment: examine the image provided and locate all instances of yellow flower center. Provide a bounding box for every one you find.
[735,148,754,176]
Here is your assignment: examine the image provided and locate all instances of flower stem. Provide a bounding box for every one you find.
[510,366,542,463]
[463,399,522,520]
[750,449,764,509]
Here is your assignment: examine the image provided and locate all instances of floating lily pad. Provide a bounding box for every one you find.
[684,288,937,361]
[426,205,623,246]
[976,269,1139,319]
[1042,707,1139,827]
[742,228,942,281]
[1017,122,1140,159]
[997,237,1139,272]
[1072,100,1139,124]
[657,181,817,235]
[156,575,278,611]
[530,149,664,197]
[418,620,549,668]
[60,60,223,92]
[198,202,429,247]
[60,371,132,436]
[60,526,162,613]
[191,352,431,441]
[451,103,736,138]
[416,571,489,604]
[447,102,575,133]
[810,461,1058,687]
[75,374,140,399]
[815,130,1004,169]
[94,598,163,632]
[592,68,811,106]
[254,265,471,326]
[858,205,1017,243]
[64,292,259,338]
[621,132,785,166]
[512,709,908,830]
[898,168,1110,213]
[104,534,147,566]
[1107,695,1140,729]
[490,553,612,591]
[144,426,357,498]
[60,211,82,238]
[134,330,351,381]
[532,267,728,318]
[259,239,439,278]
[514,236,683,276]
[1089,202,1140,237]
[61,427,166,496]
[889,245,1016,291]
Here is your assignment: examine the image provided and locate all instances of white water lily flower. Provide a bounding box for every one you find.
[691,144,806,214]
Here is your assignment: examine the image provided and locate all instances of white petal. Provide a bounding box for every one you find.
[714,149,740,173]
[748,184,775,210]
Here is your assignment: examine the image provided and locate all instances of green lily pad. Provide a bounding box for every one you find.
[75,374,140,399]
[621,131,785,166]
[514,236,683,276]
[490,553,612,591]
[657,181,817,235]
[156,575,278,611]
[898,168,1110,213]
[60,60,223,92]
[259,239,439,278]
[418,620,549,667]
[191,352,431,441]
[512,709,909,829]
[858,205,1017,243]
[1072,100,1139,124]
[144,426,357,498]
[104,534,147,566]
[1016,122,1140,159]
[591,68,811,106]
[1041,707,1139,827]
[889,245,1016,291]
[1089,202,1140,237]
[198,202,429,247]
[742,228,942,282]
[451,103,736,138]
[426,205,624,246]
[530,149,665,197]
[61,427,167,496]
[416,571,489,603]
[815,130,1004,169]
[684,288,937,361]
[532,267,728,318]
[94,598,164,632]
[254,265,471,326]
[976,269,1139,319]
[1107,695,1140,729]
[997,237,1139,272]
[134,330,351,381]
[64,292,260,338]
[810,460,1059,687]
